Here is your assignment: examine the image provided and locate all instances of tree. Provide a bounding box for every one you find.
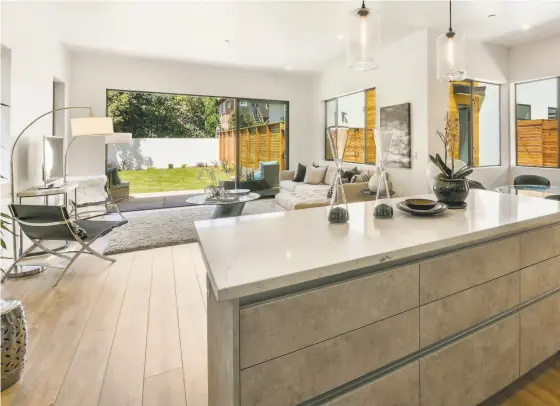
[107,90,220,138]
[229,111,256,130]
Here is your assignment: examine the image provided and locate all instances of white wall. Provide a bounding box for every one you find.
[316,30,430,196]
[509,36,560,185]
[2,3,71,192]
[68,51,316,177]
[107,138,219,170]
[509,35,560,83]
[1,3,71,256]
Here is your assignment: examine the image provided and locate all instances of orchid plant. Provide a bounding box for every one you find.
[429,112,473,180]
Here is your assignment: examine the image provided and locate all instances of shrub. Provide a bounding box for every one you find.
[168,163,174,169]
[181,164,187,168]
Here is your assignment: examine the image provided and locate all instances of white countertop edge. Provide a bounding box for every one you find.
[206,212,560,302]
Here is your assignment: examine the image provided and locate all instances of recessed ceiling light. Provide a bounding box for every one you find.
[522,24,531,31]
[337,34,345,40]
[285,66,293,71]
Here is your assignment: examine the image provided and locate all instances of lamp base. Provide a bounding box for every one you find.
[7,265,45,278]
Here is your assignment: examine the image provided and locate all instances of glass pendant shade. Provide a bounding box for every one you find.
[436,31,467,81]
[347,3,380,71]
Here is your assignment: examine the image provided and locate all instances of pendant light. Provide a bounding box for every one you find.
[347,0,380,71]
[436,0,467,81]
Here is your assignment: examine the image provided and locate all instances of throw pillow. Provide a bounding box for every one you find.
[70,222,88,239]
[326,177,348,199]
[341,167,358,183]
[324,166,338,186]
[351,172,370,184]
[293,163,307,182]
[304,165,328,185]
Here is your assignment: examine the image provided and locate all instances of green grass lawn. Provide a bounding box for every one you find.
[119,167,232,194]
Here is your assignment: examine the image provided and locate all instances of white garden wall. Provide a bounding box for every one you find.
[107,138,219,170]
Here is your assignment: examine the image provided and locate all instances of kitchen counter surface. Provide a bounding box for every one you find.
[195,190,560,301]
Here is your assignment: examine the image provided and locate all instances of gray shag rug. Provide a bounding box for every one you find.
[104,198,282,255]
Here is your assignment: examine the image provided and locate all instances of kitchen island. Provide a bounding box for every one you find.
[195,190,560,406]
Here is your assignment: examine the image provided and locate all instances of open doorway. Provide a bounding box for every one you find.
[105,90,288,211]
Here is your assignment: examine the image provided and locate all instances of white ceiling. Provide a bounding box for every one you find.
[17,1,560,71]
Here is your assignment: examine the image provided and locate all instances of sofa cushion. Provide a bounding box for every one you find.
[275,191,329,211]
[280,180,299,192]
[293,163,306,182]
[294,183,330,194]
[351,172,370,183]
[303,165,327,185]
[324,166,338,186]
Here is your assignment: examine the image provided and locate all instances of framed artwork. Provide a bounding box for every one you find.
[380,103,411,168]
[517,104,531,120]
[548,107,557,120]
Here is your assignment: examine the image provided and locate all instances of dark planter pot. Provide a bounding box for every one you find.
[433,178,470,206]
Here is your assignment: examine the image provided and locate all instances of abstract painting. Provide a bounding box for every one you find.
[380,103,411,168]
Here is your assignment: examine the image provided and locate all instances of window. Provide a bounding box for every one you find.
[449,80,501,167]
[515,78,560,168]
[324,88,376,163]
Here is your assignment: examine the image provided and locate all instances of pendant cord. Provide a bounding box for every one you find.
[449,0,453,32]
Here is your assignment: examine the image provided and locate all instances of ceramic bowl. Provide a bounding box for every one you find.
[404,198,437,210]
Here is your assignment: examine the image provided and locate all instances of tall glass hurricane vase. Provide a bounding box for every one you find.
[373,129,395,219]
[327,127,350,224]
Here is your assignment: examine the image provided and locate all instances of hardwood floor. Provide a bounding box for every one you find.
[2,243,559,406]
[1,244,208,406]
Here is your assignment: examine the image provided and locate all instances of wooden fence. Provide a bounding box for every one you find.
[517,119,559,167]
[218,121,286,170]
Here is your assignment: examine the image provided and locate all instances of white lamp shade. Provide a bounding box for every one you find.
[436,31,467,81]
[346,6,380,71]
[71,116,114,136]
[105,133,133,145]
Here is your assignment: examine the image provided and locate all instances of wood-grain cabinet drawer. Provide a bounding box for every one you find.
[325,362,419,406]
[520,225,560,268]
[419,314,520,406]
[239,264,419,369]
[240,309,419,406]
[420,236,520,304]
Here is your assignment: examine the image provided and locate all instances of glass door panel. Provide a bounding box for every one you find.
[236,99,288,185]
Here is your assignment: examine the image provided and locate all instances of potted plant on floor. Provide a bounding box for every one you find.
[429,112,473,208]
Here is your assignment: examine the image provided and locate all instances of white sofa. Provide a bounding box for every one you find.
[275,166,393,210]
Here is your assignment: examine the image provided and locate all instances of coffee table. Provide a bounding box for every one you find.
[186,192,260,219]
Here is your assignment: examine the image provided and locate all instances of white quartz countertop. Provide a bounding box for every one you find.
[195,190,560,301]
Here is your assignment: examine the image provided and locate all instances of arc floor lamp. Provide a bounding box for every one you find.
[9,106,113,277]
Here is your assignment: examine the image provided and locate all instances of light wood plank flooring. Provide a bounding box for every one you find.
[2,243,559,406]
[1,244,208,406]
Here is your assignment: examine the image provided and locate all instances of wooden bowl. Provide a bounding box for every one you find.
[404,198,438,210]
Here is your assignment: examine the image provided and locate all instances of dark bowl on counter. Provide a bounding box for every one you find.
[403,198,438,210]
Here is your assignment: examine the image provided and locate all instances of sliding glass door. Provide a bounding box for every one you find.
[234,99,288,186]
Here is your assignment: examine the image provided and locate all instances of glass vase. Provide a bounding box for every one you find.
[373,169,393,219]
[327,126,350,224]
[373,128,394,219]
